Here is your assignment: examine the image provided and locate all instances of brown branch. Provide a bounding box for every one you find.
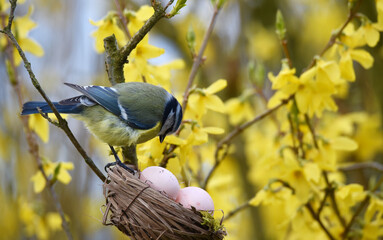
[159,3,222,168]
[0,1,106,182]
[281,39,293,69]
[202,96,293,189]
[181,5,220,113]
[114,0,131,39]
[103,0,176,167]
[2,2,73,238]
[104,0,172,85]
[306,203,335,240]
[223,201,251,222]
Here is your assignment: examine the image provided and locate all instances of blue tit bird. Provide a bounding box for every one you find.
[21,82,183,147]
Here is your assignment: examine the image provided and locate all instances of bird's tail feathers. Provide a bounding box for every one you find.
[21,101,83,115]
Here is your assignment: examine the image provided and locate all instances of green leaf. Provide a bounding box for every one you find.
[186,25,196,55]
[275,10,286,40]
[168,0,187,18]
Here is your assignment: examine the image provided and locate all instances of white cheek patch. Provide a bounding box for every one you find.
[172,104,182,132]
[159,109,175,136]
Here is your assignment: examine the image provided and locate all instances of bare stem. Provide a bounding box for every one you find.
[306,203,335,240]
[223,201,251,222]
[2,2,73,238]
[160,3,222,168]
[304,0,363,72]
[104,0,170,85]
[114,0,131,39]
[181,4,220,113]
[281,39,293,68]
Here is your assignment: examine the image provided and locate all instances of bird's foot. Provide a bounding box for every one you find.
[104,161,135,174]
[106,145,136,174]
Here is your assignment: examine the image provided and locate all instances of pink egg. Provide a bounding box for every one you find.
[139,166,180,200]
[176,187,214,214]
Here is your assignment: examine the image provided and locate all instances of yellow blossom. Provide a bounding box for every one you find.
[187,79,227,120]
[19,199,63,240]
[31,159,74,193]
[145,59,185,90]
[2,7,44,65]
[127,5,154,34]
[336,184,366,216]
[124,36,165,83]
[280,149,315,203]
[90,12,126,53]
[28,114,49,143]
[185,123,224,146]
[295,60,339,117]
[359,23,381,47]
[225,90,254,125]
[267,68,299,108]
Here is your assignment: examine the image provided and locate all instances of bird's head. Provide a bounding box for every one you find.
[158,94,183,143]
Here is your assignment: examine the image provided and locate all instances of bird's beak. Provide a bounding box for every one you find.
[159,135,165,143]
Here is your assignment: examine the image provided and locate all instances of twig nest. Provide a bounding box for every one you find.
[102,165,226,240]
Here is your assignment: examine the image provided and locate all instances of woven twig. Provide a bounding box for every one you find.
[103,165,226,240]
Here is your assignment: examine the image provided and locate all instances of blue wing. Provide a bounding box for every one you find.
[64,83,154,130]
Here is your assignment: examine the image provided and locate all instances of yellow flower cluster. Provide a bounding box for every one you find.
[241,1,383,239]
[90,6,185,91]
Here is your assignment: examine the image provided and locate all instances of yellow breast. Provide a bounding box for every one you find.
[75,106,161,146]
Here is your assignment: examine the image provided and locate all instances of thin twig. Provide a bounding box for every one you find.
[223,201,251,222]
[317,189,330,216]
[202,96,293,189]
[2,2,73,238]
[181,5,220,113]
[0,1,105,182]
[304,114,319,149]
[104,0,171,85]
[118,1,170,71]
[305,203,335,240]
[114,0,131,39]
[159,3,222,168]
[304,0,363,72]
[281,39,293,68]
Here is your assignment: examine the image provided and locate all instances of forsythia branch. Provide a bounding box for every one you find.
[104,0,173,85]
[203,95,294,189]
[304,0,363,72]
[0,0,106,182]
[1,1,73,239]
[160,2,222,168]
